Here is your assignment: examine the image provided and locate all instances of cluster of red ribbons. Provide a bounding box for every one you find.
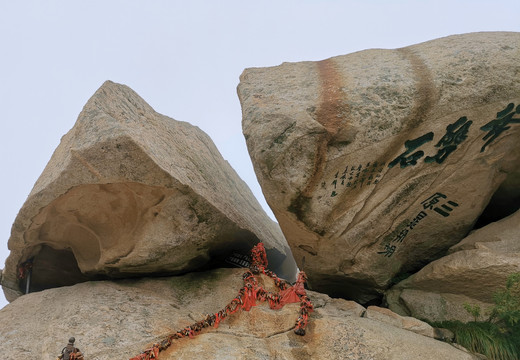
[17,259,33,279]
[130,243,313,360]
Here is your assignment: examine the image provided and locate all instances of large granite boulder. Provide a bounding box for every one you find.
[386,209,520,322]
[0,268,478,360]
[238,32,520,303]
[2,81,296,302]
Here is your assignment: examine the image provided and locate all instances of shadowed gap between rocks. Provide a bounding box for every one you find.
[17,231,292,295]
[473,174,520,229]
[306,273,384,307]
[19,245,92,293]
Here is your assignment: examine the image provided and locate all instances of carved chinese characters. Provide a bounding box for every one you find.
[480,102,520,152]
[378,192,459,258]
[328,103,519,199]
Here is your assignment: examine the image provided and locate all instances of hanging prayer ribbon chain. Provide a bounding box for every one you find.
[130,243,313,360]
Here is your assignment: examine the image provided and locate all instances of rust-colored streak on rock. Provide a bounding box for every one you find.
[315,59,348,136]
[303,59,348,197]
[290,60,349,223]
[298,59,349,208]
[397,48,437,130]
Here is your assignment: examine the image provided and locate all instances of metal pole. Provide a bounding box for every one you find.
[25,268,31,294]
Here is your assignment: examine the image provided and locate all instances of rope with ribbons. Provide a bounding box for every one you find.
[130,242,313,360]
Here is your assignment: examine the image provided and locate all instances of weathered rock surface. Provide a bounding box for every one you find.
[363,305,435,338]
[0,268,478,360]
[386,209,520,322]
[2,81,295,302]
[238,32,520,303]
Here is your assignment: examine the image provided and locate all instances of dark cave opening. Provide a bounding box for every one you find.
[19,245,90,294]
[472,176,520,230]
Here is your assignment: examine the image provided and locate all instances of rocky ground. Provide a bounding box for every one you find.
[0,268,479,360]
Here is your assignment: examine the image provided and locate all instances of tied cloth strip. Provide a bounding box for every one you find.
[130,243,313,360]
[17,259,33,280]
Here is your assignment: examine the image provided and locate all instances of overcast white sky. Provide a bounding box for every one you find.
[1,0,519,309]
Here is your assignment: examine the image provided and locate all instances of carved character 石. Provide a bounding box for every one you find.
[388,132,434,168]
